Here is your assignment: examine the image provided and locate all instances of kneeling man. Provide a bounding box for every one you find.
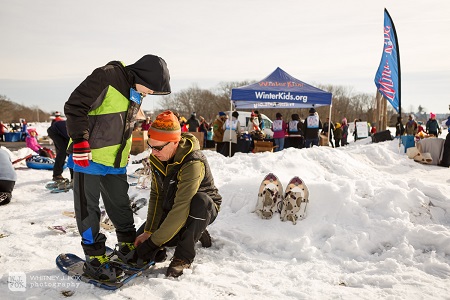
[135,110,221,277]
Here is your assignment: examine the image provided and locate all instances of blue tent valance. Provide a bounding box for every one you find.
[231,67,332,109]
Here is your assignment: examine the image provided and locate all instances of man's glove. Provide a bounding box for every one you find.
[72,140,92,167]
[136,238,166,264]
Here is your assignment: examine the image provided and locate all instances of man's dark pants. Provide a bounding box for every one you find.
[137,192,218,263]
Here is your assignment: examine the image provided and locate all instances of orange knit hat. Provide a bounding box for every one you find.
[148,110,181,142]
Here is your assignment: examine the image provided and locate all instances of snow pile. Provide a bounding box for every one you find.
[1,124,449,299]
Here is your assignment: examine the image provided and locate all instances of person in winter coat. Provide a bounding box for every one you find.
[222,111,241,157]
[51,112,64,126]
[0,148,17,206]
[179,116,189,132]
[187,112,200,132]
[134,110,221,278]
[25,128,51,157]
[47,120,73,186]
[333,123,343,147]
[417,121,425,133]
[352,119,360,142]
[247,113,261,133]
[247,113,263,152]
[141,117,152,131]
[198,116,209,148]
[253,110,264,131]
[286,113,303,149]
[303,108,322,148]
[63,54,171,282]
[370,124,377,135]
[321,117,335,147]
[341,118,349,146]
[426,112,441,137]
[438,116,450,167]
[20,119,27,141]
[212,112,227,154]
[405,115,418,136]
[0,121,8,142]
[446,116,450,133]
[395,116,405,137]
[272,112,287,152]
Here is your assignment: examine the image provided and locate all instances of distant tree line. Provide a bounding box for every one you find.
[2,82,430,127]
[0,95,51,123]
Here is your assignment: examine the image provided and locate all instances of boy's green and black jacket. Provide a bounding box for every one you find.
[64,55,170,169]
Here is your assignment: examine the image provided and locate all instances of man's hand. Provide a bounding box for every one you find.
[136,237,161,262]
[73,140,92,167]
[134,232,151,247]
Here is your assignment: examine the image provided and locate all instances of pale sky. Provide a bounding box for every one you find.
[1,0,449,115]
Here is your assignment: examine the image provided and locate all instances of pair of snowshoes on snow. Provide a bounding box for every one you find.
[45,178,73,193]
[255,173,309,224]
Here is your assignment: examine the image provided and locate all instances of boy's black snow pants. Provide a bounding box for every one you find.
[73,172,136,256]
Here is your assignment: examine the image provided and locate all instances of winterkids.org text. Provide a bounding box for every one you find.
[254,91,308,102]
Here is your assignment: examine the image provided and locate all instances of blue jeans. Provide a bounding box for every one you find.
[274,138,285,152]
[305,138,319,148]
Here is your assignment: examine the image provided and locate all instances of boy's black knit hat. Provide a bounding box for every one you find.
[126,54,171,95]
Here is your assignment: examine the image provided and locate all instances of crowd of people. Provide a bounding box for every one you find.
[137,108,450,168]
[0,119,29,142]
[395,112,443,138]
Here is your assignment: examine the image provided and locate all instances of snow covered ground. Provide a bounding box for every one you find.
[1,124,449,300]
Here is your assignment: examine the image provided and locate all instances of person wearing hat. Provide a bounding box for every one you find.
[0,148,17,206]
[51,111,64,126]
[186,112,200,132]
[426,112,441,137]
[134,110,221,278]
[63,54,171,282]
[213,112,227,154]
[405,115,418,136]
[303,107,322,148]
[417,121,425,133]
[25,128,52,157]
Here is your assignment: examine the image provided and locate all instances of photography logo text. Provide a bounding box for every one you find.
[8,272,80,291]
